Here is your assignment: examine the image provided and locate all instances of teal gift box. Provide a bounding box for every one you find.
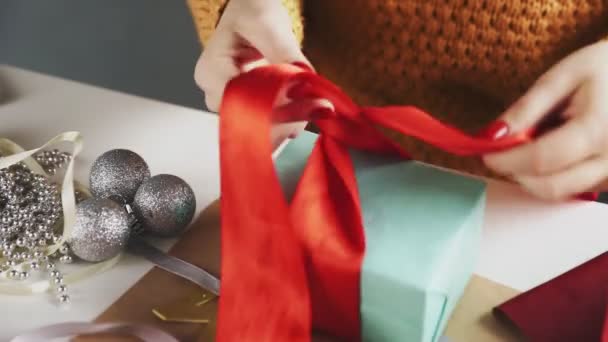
[275,131,486,342]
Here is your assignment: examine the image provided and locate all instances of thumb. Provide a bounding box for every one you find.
[497,65,580,137]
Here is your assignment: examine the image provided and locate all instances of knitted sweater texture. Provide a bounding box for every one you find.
[187,0,608,176]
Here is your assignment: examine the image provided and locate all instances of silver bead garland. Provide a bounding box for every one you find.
[2,147,197,306]
[0,149,76,304]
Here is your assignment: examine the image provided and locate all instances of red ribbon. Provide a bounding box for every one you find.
[215,63,589,341]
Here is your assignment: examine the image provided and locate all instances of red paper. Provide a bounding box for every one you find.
[495,252,608,342]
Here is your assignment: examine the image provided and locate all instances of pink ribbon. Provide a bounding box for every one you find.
[11,322,178,342]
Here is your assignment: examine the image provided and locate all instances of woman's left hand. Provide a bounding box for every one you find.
[483,41,608,201]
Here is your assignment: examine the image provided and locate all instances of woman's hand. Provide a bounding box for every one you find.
[195,0,328,149]
[483,41,608,200]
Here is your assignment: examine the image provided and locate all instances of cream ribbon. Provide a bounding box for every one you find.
[0,132,120,295]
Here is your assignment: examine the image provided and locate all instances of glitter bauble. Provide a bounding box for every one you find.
[68,198,130,262]
[132,174,196,237]
[89,149,151,203]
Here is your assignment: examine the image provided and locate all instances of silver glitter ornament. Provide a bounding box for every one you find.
[89,149,151,203]
[68,198,130,262]
[132,174,196,237]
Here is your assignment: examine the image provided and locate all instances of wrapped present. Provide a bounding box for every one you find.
[275,130,485,341]
[215,63,532,342]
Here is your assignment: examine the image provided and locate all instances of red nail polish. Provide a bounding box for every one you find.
[478,120,510,140]
[575,192,599,201]
[310,107,333,120]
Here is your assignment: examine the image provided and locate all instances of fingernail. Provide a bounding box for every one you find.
[287,81,309,99]
[292,61,313,72]
[575,192,599,201]
[478,120,510,140]
[310,107,333,120]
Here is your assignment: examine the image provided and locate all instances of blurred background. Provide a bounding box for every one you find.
[0,0,205,110]
[2,1,606,202]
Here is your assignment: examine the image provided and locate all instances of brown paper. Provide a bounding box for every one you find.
[81,200,524,342]
[445,277,525,342]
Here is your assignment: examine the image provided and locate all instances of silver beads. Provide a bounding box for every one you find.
[56,283,69,304]
[0,154,70,284]
[59,255,72,264]
[89,149,151,203]
[49,270,60,278]
[7,270,18,279]
[67,198,130,262]
[34,149,71,176]
[58,294,70,304]
[59,245,69,254]
[132,174,196,237]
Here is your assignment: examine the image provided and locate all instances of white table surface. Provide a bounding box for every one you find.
[1,65,607,340]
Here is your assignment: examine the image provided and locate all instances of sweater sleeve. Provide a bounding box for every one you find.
[186,0,305,47]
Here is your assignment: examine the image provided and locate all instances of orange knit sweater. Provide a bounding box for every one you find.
[187,0,608,176]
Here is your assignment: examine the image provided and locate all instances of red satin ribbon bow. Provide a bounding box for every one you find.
[215,63,576,341]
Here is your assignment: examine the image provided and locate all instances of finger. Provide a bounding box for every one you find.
[271,98,333,150]
[235,10,309,66]
[499,62,583,134]
[274,98,334,123]
[197,58,239,112]
[515,155,608,201]
[234,46,264,68]
[271,121,309,152]
[195,34,240,112]
[484,113,596,176]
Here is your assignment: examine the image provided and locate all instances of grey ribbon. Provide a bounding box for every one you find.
[127,235,220,296]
